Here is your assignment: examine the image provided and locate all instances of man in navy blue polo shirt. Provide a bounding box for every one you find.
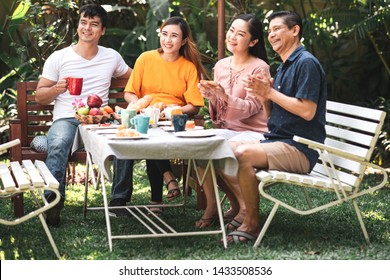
[224,11,327,243]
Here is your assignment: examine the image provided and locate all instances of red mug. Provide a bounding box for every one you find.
[66,77,83,95]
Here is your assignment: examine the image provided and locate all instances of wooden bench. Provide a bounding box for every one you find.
[254,101,388,247]
[0,128,61,258]
[9,78,128,217]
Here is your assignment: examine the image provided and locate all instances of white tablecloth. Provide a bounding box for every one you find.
[73,126,238,180]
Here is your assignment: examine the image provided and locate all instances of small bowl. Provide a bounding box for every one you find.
[75,113,111,124]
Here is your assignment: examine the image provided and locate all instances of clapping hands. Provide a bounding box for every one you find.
[198,80,226,101]
[242,69,273,100]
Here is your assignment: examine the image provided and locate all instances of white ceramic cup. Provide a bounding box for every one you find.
[148,108,160,127]
[163,107,172,120]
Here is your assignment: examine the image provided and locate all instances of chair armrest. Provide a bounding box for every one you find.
[0,139,21,151]
[293,135,388,194]
[293,135,365,162]
[0,125,9,133]
[0,125,20,151]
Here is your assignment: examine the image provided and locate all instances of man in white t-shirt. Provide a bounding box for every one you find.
[36,4,131,226]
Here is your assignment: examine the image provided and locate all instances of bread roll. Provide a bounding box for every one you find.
[116,128,140,137]
[136,95,153,111]
[201,80,219,87]
[185,120,195,130]
[151,102,166,111]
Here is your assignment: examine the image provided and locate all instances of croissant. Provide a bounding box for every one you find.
[136,95,153,111]
[151,102,166,111]
[127,95,153,112]
[115,128,140,137]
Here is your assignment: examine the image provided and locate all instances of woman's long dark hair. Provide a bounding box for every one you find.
[231,14,269,64]
[158,17,208,80]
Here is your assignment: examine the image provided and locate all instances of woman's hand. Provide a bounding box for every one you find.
[198,80,227,102]
[242,69,273,100]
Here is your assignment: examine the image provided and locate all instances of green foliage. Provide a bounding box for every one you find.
[0,166,389,260]
[312,1,390,101]
[0,69,18,143]
[364,97,390,166]
[0,87,17,127]
[145,0,170,50]
[5,0,78,77]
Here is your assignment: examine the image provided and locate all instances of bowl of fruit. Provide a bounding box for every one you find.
[74,94,114,124]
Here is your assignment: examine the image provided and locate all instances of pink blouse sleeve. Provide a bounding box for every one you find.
[209,60,270,124]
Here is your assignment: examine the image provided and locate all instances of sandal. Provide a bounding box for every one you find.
[226,230,257,244]
[195,215,218,228]
[148,207,163,217]
[166,179,181,201]
[225,218,242,231]
[147,203,164,217]
[223,212,236,224]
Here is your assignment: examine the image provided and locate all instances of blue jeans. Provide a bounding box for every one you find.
[45,118,80,199]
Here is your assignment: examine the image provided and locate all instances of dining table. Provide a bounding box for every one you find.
[72,123,238,250]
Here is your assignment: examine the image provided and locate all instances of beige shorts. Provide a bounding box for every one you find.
[261,142,310,174]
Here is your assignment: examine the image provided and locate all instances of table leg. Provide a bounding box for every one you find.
[83,152,90,219]
[96,158,227,250]
[187,159,227,248]
[100,174,113,251]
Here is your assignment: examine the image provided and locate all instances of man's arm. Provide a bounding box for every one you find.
[244,70,317,121]
[118,67,132,80]
[266,88,317,121]
[35,78,67,105]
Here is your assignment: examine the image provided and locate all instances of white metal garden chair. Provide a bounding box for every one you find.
[0,125,61,258]
[254,101,388,248]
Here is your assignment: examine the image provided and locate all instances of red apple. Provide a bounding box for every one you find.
[87,94,103,108]
[89,107,103,116]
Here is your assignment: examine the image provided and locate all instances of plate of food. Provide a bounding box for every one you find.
[106,128,149,140]
[174,130,215,138]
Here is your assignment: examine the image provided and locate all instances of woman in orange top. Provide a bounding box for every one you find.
[109,17,207,216]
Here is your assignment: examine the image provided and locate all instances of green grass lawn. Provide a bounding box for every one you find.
[0,162,389,260]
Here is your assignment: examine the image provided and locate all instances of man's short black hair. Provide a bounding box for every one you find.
[79,4,108,28]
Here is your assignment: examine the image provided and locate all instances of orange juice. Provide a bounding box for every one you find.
[171,106,182,116]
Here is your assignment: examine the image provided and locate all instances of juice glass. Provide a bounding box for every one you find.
[171,106,182,116]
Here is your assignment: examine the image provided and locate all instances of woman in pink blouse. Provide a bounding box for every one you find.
[196,14,269,229]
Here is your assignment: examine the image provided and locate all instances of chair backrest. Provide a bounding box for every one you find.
[15,78,128,147]
[311,100,387,188]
